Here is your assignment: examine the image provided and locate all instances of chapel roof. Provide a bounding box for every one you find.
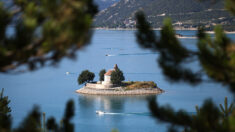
[104,64,119,76]
[104,70,114,76]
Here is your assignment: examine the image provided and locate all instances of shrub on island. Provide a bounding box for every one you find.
[111,68,125,85]
[99,69,106,81]
[78,70,95,85]
[123,81,158,90]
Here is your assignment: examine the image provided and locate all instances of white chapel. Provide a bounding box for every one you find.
[102,64,118,85]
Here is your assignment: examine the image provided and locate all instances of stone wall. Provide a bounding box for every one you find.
[86,83,113,89]
[76,87,164,95]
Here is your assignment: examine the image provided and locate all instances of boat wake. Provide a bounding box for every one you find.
[177,36,197,39]
[65,72,76,75]
[103,48,124,50]
[96,111,197,116]
[96,111,151,116]
[105,54,115,56]
[105,53,158,57]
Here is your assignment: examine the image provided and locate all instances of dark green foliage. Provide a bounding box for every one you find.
[0,0,98,73]
[195,105,200,114]
[111,128,119,132]
[225,0,235,15]
[45,100,75,132]
[219,97,234,119]
[46,117,58,131]
[46,100,75,132]
[135,11,156,49]
[135,3,235,131]
[0,92,75,132]
[158,18,201,84]
[149,97,233,132]
[136,11,235,90]
[0,88,11,131]
[14,106,41,132]
[99,69,106,81]
[78,70,95,85]
[197,26,235,92]
[111,68,125,85]
[136,13,202,84]
[6,99,75,132]
[61,100,75,132]
[64,100,74,120]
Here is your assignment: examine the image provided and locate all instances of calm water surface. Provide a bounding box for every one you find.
[0,30,234,132]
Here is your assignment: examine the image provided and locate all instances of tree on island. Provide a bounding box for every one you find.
[99,69,106,81]
[111,68,125,85]
[78,70,95,85]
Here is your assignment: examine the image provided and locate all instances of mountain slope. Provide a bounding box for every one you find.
[94,0,120,11]
[94,0,235,30]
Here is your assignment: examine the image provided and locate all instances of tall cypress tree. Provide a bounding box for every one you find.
[111,68,125,85]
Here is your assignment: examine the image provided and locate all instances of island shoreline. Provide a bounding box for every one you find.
[76,87,164,95]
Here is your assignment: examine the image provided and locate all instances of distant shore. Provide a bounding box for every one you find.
[94,27,196,31]
[93,27,235,34]
[76,87,164,95]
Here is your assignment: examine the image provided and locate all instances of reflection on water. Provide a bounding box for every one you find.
[77,95,159,131]
[78,94,156,112]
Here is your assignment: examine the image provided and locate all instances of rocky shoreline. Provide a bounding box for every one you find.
[76,87,164,95]
[93,28,235,34]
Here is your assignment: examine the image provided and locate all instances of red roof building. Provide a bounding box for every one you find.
[104,70,114,76]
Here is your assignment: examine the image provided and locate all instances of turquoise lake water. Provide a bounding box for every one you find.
[0,30,234,132]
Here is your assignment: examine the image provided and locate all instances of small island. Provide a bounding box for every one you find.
[76,64,164,95]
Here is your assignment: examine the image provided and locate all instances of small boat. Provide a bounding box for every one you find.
[175,33,197,39]
[175,33,183,38]
[96,110,105,115]
[66,72,70,75]
[105,54,113,56]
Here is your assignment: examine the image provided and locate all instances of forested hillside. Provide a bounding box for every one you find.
[94,0,235,30]
[94,0,120,10]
